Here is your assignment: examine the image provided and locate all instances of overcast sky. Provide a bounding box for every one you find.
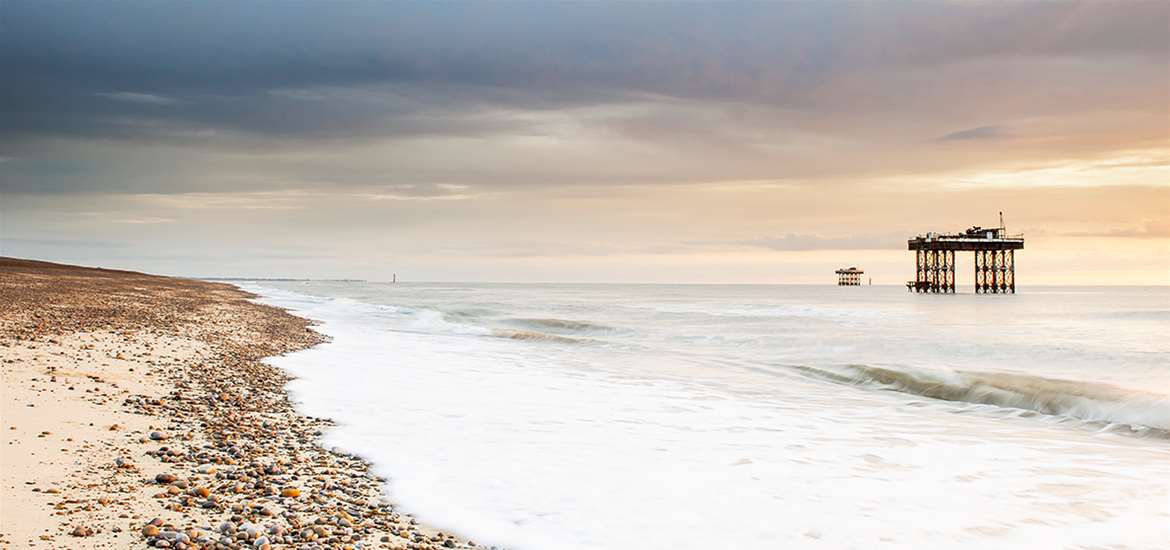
[1,1,1167,283]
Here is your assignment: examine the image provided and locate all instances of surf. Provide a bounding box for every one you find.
[792,363,1170,436]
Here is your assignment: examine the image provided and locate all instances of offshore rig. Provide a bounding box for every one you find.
[835,266,865,286]
[907,213,1024,294]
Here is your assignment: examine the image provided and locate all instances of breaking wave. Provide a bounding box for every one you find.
[793,364,1170,436]
[501,317,615,332]
[490,329,593,345]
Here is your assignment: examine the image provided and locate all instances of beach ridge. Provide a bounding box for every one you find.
[0,258,472,550]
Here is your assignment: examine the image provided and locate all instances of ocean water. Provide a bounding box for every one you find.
[243,283,1170,549]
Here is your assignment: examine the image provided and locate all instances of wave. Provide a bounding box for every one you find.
[502,317,615,332]
[441,307,499,323]
[1099,310,1170,321]
[793,364,1170,436]
[490,329,593,345]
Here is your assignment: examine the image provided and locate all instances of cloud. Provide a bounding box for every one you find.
[0,2,1165,151]
[937,125,1005,142]
[1066,219,1170,239]
[348,183,489,202]
[716,233,905,252]
[947,149,1170,188]
[110,216,174,224]
[0,237,129,250]
[0,0,1167,292]
[130,192,311,210]
[96,91,175,105]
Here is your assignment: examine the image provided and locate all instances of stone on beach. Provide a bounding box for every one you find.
[0,258,474,550]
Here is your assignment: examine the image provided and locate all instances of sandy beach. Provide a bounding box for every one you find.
[0,258,471,550]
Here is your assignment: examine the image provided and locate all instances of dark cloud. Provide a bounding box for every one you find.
[1,2,1167,201]
[1,2,1165,145]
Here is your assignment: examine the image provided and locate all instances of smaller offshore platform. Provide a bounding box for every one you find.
[835,266,864,286]
[907,213,1024,294]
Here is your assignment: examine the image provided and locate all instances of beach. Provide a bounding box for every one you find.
[3,2,1166,548]
[0,258,470,550]
[3,259,1167,550]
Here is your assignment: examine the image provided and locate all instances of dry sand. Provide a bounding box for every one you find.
[0,258,475,550]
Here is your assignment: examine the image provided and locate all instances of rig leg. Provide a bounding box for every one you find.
[914,249,922,292]
[1001,250,1009,293]
[937,250,945,294]
[927,250,934,293]
[997,250,1006,293]
[948,250,956,293]
[987,250,995,294]
[921,249,926,294]
[931,250,940,293]
[992,250,1001,294]
[988,250,997,294]
[974,250,982,294]
[938,250,944,294]
[1008,249,1016,293]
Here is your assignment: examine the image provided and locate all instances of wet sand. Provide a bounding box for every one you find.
[0,258,473,549]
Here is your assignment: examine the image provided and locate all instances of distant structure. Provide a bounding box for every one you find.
[907,212,1024,294]
[835,266,864,286]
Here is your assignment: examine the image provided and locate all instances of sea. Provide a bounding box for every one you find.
[241,282,1170,550]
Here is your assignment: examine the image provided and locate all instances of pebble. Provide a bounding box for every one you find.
[0,263,474,550]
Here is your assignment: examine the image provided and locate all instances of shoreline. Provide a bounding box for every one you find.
[0,258,473,550]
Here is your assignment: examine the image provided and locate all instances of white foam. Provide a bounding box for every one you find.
[245,284,1170,550]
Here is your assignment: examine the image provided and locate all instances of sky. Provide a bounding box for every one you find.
[1,1,1167,284]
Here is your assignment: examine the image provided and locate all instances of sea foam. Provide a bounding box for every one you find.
[246,283,1170,550]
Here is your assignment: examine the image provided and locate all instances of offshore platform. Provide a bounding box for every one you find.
[835,266,864,286]
[907,213,1024,294]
